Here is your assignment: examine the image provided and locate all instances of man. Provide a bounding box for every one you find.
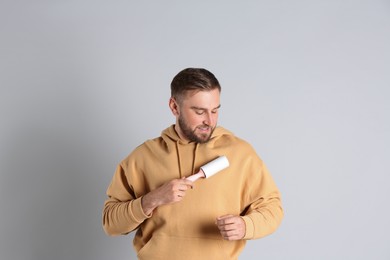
[102,68,283,260]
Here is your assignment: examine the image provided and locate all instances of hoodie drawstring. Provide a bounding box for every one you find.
[175,140,199,179]
[192,143,199,174]
[176,141,183,178]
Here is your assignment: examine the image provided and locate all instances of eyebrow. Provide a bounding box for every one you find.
[190,104,221,111]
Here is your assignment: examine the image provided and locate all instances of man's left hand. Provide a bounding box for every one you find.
[215,214,246,240]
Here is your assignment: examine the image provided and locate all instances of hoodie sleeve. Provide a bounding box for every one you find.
[102,164,151,236]
[241,158,284,240]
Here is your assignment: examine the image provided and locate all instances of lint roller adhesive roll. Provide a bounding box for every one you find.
[186,156,229,182]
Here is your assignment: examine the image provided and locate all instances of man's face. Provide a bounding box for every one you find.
[171,89,220,143]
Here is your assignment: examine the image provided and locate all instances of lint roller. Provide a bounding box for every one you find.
[186,156,229,182]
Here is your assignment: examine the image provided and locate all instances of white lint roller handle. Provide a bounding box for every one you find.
[186,156,229,182]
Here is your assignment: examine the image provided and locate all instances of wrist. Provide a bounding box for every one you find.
[141,193,158,216]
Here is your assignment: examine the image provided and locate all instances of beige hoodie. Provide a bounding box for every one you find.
[103,125,283,260]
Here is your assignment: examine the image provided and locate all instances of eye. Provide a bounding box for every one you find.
[195,110,204,115]
[211,110,218,114]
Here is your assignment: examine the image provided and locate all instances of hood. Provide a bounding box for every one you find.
[160,125,234,178]
[161,125,234,145]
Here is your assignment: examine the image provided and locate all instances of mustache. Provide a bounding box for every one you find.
[197,125,212,129]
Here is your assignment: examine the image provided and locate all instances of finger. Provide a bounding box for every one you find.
[216,215,235,225]
[174,190,187,199]
[217,222,236,232]
[220,229,238,238]
[178,190,186,197]
[217,214,234,220]
[222,234,240,241]
[220,225,244,241]
[180,178,194,189]
[216,214,235,221]
[220,227,242,240]
[178,183,192,191]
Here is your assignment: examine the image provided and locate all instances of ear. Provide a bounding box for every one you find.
[169,97,180,116]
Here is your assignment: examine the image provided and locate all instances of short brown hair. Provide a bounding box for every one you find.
[170,68,221,102]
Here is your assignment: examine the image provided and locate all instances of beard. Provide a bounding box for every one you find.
[178,115,215,144]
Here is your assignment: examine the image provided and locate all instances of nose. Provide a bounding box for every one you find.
[203,112,215,126]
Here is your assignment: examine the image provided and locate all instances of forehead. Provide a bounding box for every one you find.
[181,89,220,107]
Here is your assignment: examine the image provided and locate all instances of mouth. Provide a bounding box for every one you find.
[197,126,211,133]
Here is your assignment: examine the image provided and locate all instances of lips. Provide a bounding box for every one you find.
[197,127,213,138]
[197,126,211,132]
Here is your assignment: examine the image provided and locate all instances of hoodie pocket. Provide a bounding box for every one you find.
[137,234,235,260]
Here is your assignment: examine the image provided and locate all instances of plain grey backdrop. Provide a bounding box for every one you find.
[1,1,389,259]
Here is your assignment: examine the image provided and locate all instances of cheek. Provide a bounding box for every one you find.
[187,115,201,126]
[213,113,219,121]
[188,114,204,127]
[181,111,196,124]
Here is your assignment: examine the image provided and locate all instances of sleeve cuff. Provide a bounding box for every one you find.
[242,216,255,239]
[130,197,152,223]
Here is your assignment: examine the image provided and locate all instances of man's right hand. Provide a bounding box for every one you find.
[141,178,194,215]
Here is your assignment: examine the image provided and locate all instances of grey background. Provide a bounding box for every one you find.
[1,1,389,259]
